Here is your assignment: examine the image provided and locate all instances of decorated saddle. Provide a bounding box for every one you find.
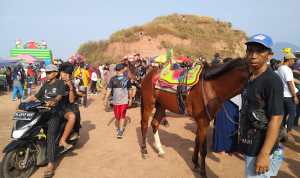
[154,61,203,93]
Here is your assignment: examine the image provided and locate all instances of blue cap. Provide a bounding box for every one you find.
[279,146,284,149]
[245,34,273,51]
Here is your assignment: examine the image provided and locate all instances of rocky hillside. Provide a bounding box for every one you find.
[77,13,249,64]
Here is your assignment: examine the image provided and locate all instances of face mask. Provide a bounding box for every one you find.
[117,74,123,77]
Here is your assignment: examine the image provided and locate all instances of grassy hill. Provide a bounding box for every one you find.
[77,13,249,64]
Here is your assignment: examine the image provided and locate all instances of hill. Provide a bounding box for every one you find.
[272,42,300,60]
[77,13,249,64]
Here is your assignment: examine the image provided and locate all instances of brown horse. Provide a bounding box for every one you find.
[140,58,250,177]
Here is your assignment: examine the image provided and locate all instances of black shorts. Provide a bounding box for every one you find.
[64,103,73,114]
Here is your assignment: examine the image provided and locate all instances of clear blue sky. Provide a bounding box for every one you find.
[1,0,299,60]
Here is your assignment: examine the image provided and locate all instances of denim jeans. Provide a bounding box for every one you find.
[294,95,300,126]
[283,97,296,131]
[12,87,25,99]
[137,66,142,77]
[83,87,87,106]
[245,153,280,178]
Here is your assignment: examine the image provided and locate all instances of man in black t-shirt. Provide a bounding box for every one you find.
[25,64,65,177]
[240,34,283,177]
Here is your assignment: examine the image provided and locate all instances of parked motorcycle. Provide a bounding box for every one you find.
[1,93,77,178]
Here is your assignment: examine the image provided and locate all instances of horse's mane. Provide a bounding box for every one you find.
[200,57,248,80]
[127,61,137,75]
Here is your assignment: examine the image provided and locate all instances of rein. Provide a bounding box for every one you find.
[201,77,239,137]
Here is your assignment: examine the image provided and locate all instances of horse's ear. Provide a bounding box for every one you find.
[202,62,211,68]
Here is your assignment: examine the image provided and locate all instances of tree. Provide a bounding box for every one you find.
[228,21,232,29]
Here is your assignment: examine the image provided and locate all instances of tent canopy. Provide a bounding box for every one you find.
[0,59,21,66]
[10,53,45,63]
[176,56,191,63]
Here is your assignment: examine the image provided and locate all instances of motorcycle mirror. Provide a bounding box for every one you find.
[47,92,58,98]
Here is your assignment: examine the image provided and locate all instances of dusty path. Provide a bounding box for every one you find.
[0,87,299,178]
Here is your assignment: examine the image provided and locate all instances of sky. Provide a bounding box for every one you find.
[0,0,299,61]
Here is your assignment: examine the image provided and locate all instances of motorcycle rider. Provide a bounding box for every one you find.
[24,64,65,177]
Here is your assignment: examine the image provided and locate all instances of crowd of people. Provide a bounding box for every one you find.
[2,33,300,177]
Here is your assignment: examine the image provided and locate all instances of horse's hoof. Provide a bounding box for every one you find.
[158,152,165,158]
[193,166,201,174]
[201,174,207,178]
[142,154,148,160]
[200,170,207,178]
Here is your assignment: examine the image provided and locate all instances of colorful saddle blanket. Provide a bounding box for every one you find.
[157,61,203,91]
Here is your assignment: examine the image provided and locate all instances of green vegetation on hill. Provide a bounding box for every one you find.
[77,13,248,64]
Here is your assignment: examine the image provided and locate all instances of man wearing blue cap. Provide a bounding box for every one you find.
[239,34,283,177]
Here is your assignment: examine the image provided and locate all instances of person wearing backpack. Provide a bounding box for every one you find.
[11,64,25,100]
[292,60,300,126]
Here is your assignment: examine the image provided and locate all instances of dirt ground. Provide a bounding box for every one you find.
[0,86,299,178]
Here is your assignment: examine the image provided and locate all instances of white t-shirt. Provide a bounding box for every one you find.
[277,65,298,97]
[99,65,104,78]
[91,72,98,81]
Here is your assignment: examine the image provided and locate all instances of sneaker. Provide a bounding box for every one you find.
[162,120,170,127]
[88,93,93,95]
[116,126,126,132]
[117,130,123,138]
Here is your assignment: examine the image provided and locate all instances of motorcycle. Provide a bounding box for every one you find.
[1,93,77,178]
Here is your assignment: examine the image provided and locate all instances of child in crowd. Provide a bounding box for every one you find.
[90,69,98,95]
[27,74,33,96]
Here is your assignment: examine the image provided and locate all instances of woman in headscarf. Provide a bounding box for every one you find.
[292,60,300,126]
[11,64,25,100]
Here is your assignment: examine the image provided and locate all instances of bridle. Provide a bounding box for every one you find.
[201,77,239,137]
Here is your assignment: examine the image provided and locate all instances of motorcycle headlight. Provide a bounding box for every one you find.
[12,118,39,139]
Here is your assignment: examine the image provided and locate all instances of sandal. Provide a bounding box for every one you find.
[69,134,80,141]
[42,171,55,177]
[288,136,295,142]
[60,144,73,153]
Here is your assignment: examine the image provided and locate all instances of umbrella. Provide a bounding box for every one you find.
[149,55,168,63]
[293,51,300,59]
[121,53,145,61]
[9,53,45,63]
[176,56,191,63]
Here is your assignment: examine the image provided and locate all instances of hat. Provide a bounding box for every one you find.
[245,34,273,51]
[45,64,58,72]
[284,53,297,59]
[115,64,124,70]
